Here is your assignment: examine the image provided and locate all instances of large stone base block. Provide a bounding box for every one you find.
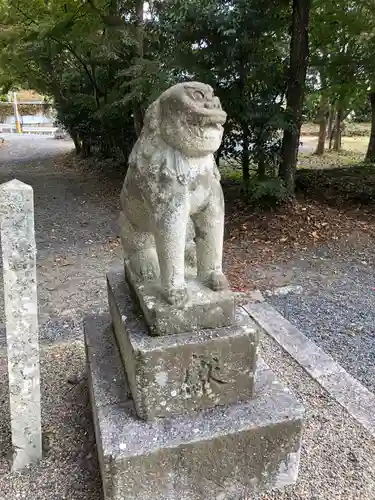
[124,259,236,335]
[108,269,259,420]
[85,315,305,500]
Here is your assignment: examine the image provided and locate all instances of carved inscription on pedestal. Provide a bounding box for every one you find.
[180,353,229,399]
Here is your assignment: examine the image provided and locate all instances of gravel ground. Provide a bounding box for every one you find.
[0,133,122,345]
[0,336,374,500]
[259,235,375,393]
[0,342,102,500]
[0,134,374,499]
[259,333,375,500]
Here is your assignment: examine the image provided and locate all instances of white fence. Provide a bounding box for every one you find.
[0,123,58,135]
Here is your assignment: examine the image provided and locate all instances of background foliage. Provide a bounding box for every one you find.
[0,0,374,199]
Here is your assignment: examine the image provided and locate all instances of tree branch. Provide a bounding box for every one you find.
[10,1,102,97]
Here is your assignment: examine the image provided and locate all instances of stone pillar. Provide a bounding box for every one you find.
[0,179,42,470]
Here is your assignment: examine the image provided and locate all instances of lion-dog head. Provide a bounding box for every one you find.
[129,82,227,177]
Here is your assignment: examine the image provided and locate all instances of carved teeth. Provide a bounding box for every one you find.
[200,113,226,127]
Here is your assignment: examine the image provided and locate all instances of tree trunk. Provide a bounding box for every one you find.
[132,103,143,137]
[132,0,144,136]
[242,125,250,184]
[279,0,312,195]
[70,130,81,155]
[257,158,266,180]
[329,125,335,149]
[365,91,375,162]
[327,104,334,137]
[214,144,223,167]
[100,141,112,157]
[314,93,328,155]
[327,104,335,149]
[81,140,91,158]
[333,103,343,151]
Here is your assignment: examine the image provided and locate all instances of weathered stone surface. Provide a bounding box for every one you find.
[125,259,235,335]
[0,179,42,470]
[107,269,259,420]
[85,313,305,500]
[119,82,229,307]
[84,314,132,408]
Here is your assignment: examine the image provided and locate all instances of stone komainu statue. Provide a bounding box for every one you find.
[119,82,228,306]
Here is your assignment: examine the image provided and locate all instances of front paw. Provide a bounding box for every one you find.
[164,286,189,307]
[199,270,229,291]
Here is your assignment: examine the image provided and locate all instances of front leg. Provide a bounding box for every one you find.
[154,196,189,306]
[192,180,228,291]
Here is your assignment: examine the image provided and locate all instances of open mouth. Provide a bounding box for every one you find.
[199,112,227,127]
[205,123,223,132]
[184,112,226,141]
[193,122,223,139]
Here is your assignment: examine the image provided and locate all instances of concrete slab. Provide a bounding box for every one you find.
[244,301,375,438]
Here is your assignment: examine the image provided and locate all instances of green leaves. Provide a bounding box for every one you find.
[42,15,76,39]
[1,0,372,191]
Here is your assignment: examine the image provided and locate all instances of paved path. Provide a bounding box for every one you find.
[0,133,123,343]
[299,136,317,153]
[0,133,73,164]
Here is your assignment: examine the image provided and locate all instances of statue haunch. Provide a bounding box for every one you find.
[119,81,229,306]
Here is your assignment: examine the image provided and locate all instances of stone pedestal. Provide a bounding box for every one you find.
[85,314,304,500]
[108,270,259,420]
[85,265,305,499]
[125,260,236,335]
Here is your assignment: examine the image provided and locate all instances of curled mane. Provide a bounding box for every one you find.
[129,99,164,171]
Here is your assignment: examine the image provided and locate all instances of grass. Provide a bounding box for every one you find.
[296,131,375,207]
[341,135,370,151]
[301,121,371,137]
[298,134,369,170]
[220,162,243,182]
[298,149,365,170]
[221,155,375,213]
[296,161,375,207]
[221,145,368,180]
[219,123,375,208]
[220,124,370,180]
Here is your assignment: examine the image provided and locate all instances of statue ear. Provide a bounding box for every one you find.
[144,100,161,133]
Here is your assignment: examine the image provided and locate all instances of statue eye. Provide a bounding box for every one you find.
[193,90,205,101]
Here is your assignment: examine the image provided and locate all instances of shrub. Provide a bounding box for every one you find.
[246,178,289,206]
